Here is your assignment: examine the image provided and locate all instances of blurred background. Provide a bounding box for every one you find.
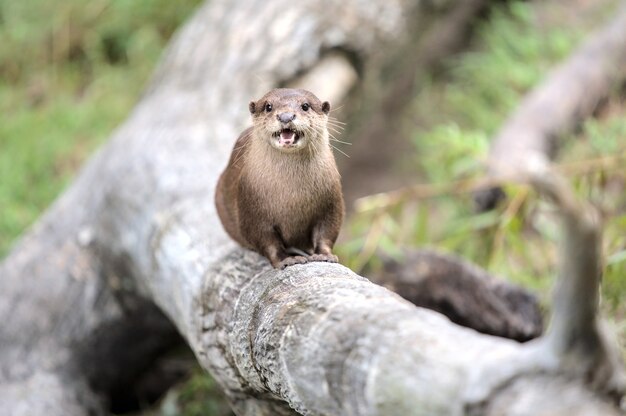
[1,0,625,414]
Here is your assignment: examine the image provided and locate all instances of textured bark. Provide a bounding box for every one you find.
[475,5,626,210]
[371,249,543,342]
[0,0,624,415]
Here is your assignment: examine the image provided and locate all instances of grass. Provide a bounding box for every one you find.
[2,0,625,413]
[145,370,233,416]
[0,0,202,257]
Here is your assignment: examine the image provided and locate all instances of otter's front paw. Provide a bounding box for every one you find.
[307,254,338,264]
[278,255,309,269]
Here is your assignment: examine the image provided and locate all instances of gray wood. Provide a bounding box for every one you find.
[0,0,623,415]
[372,249,543,342]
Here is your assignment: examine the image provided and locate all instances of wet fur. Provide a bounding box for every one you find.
[215,89,344,268]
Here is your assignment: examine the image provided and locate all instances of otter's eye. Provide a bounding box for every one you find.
[264,103,273,112]
[301,103,310,111]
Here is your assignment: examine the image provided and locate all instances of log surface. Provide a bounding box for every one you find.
[0,1,623,415]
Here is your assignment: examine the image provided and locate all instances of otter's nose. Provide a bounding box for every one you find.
[277,112,296,124]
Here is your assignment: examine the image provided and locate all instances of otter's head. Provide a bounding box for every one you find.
[249,88,330,154]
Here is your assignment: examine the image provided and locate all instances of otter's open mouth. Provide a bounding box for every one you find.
[274,129,300,146]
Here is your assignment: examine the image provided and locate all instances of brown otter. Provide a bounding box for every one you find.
[215,88,344,269]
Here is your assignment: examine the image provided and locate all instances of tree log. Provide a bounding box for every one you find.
[371,249,543,342]
[0,0,624,415]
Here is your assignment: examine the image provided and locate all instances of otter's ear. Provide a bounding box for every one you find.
[249,101,256,115]
[321,101,331,114]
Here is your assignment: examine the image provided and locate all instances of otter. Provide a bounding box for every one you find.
[215,88,344,269]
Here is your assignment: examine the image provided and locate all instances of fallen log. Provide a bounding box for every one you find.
[0,0,623,415]
[371,248,543,342]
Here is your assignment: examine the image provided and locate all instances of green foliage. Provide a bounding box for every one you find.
[0,0,202,257]
[412,3,584,136]
[152,371,233,416]
[3,0,625,411]
[338,0,626,319]
[417,123,489,183]
[605,215,626,309]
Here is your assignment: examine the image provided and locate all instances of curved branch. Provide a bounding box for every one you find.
[0,0,623,415]
[465,160,626,412]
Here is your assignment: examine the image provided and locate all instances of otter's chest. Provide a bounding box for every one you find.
[257,164,330,217]
[244,157,335,242]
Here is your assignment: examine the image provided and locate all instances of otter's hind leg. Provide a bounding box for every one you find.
[309,205,342,264]
[241,219,308,269]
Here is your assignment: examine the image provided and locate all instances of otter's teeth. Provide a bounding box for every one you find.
[279,129,296,145]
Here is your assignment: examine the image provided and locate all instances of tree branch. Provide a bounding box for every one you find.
[0,0,623,415]
[475,4,626,210]
[371,248,543,342]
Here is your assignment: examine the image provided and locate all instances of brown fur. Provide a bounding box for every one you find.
[215,89,344,269]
